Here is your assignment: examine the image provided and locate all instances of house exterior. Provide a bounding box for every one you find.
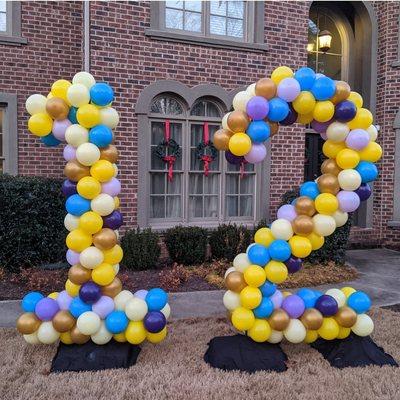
[1,1,400,247]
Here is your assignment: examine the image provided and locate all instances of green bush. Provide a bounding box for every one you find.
[279,188,352,264]
[121,228,161,270]
[0,174,65,271]
[164,226,208,265]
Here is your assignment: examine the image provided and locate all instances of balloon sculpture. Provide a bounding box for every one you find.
[218,66,381,344]
[17,72,170,346]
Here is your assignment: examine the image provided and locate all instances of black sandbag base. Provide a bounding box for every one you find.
[50,340,141,373]
[204,334,287,373]
[311,333,398,369]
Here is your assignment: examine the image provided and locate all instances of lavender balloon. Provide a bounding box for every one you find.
[277,78,301,102]
[66,249,80,265]
[134,289,148,300]
[103,210,123,230]
[277,204,297,222]
[225,150,244,165]
[337,190,361,212]
[270,289,283,309]
[63,144,76,161]
[285,257,302,274]
[35,297,59,321]
[79,281,102,304]
[57,290,73,310]
[246,96,269,120]
[345,129,370,150]
[311,119,332,134]
[92,296,114,319]
[244,143,267,164]
[355,183,371,201]
[320,131,328,141]
[62,179,77,197]
[281,295,305,318]
[101,177,121,197]
[143,311,166,333]
[52,119,71,141]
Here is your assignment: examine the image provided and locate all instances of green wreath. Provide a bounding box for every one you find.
[154,139,181,160]
[196,141,218,176]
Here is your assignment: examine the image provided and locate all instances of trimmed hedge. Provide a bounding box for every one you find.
[121,228,161,270]
[0,174,65,271]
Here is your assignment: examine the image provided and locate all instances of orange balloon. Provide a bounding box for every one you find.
[268,309,290,331]
[255,78,277,99]
[321,159,342,176]
[100,145,119,164]
[317,173,340,195]
[300,308,323,330]
[295,196,316,217]
[213,129,231,151]
[16,312,41,334]
[70,325,90,344]
[267,121,279,136]
[227,111,250,133]
[331,81,351,104]
[46,97,69,120]
[334,306,357,328]
[64,160,90,182]
[93,228,118,250]
[101,277,122,298]
[225,271,247,293]
[52,310,76,332]
[292,215,314,236]
[68,264,92,285]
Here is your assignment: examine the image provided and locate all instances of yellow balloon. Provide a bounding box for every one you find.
[337,326,351,339]
[66,229,92,252]
[318,317,339,340]
[114,196,120,208]
[347,91,363,108]
[254,227,274,247]
[125,321,147,344]
[243,265,267,288]
[248,319,271,342]
[304,329,318,344]
[48,292,59,300]
[51,79,71,102]
[313,101,334,123]
[76,104,100,128]
[92,262,115,286]
[322,140,346,159]
[314,193,339,214]
[307,232,325,250]
[341,286,356,298]
[103,244,123,264]
[271,66,293,85]
[265,260,288,284]
[28,113,53,137]
[292,91,316,114]
[288,235,312,258]
[113,332,127,342]
[358,142,382,163]
[347,108,373,130]
[77,176,101,199]
[60,331,73,345]
[79,211,103,234]
[231,307,255,331]
[90,160,114,182]
[239,286,262,309]
[228,132,252,156]
[297,112,314,124]
[65,279,80,297]
[146,327,167,343]
[336,148,360,169]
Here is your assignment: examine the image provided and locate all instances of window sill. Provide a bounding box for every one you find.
[388,220,400,228]
[145,29,268,53]
[0,34,27,46]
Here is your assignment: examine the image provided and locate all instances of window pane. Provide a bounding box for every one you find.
[166,196,182,218]
[0,1,6,12]
[204,174,219,194]
[226,196,238,217]
[167,174,181,194]
[151,173,165,194]
[227,1,244,18]
[210,15,226,35]
[189,174,203,194]
[207,103,221,118]
[204,196,219,217]
[0,12,6,32]
[190,100,221,117]
[166,8,184,29]
[240,175,254,194]
[239,195,253,216]
[0,134,3,157]
[210,1,226,16]
[185,11,201,32]
[191,124,203,145]
[226,174,238,194]
[189,196,203,217]
[151,96,184,115]
[190,101,206,117]
[150,197,165,218]
[190,149,201,170]
[227,18,243,38]
[166,1,184,9]
[185,1,201,12]
[151,148,166,170]
[151,122,165,145]
[0,109,3,132]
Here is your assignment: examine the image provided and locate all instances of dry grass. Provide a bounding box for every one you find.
[0,308,399,400]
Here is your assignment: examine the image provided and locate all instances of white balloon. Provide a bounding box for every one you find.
[338,169,362,191]
[283,319,306,343]
[72,71,96,89]
[65,124,89,147]
[67,83,90,108]
[351,314,374,336]
[64,213,79,231]
[267,329,283,344]
[160,303,171,320]
[232,91,252,112]
[223,290,241,311]
[312,214,336,236]
[91,320,113,344]
[331,210,348,228]
[326,122,350,142]
[114,290,134,311]
[112,163,118,177]
[91,193,115,216]
[77,311,101,335]
[99,107,119,129]
[112,263,120,274]
[246,83,256,97]
[37,321,60,344]
[79,246,104,269]
[23,331,40,344]
[271,219,294,241]
[76,142,101,166]
[221,112,232,131]
[325,288,346,308]
[366,125,378,142]
[233,253,251,273]
[25,94,47,115]
[224,267,236,279]
[125,297,148,321]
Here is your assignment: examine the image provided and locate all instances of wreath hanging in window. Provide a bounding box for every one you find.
[195,122,218,177]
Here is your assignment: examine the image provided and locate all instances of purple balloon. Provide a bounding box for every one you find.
[92,296,114,319]
[281,294,305,318]
[225,150,244,165]
[277,204,297,222]
[244,143,267,164]
[79,281,102,304]
[103,210,123,230]
[66,249,80,265]
[345,129,370,150]
[337,190,361,212]
[246,96,269,120]
[62,179,77,197]
[63,145,76,161]
[57,290,73,310]
[355,183,371,201]
[134,289,148,300]
[52,119,71,141]
[311,119,332,134]
[320,131,328,141]
[277,78,301,102]
[315,294,338,316]
[35,297,59,321]
[280,105,298,126]
[143,311,166,333]
[270,289,283,309]
[334,100,357,122]
[101,177,121,197]
[285,257,303,274]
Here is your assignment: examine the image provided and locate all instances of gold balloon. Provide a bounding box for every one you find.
[255,78,277,99]
[70,325,90,344]
[331,81,351,104]
[68,264,92,285]
[300,308,323,330]
[93,228,118,250]
[268,309,290,331]
[321,159,342,176]
[64,160,90,182]
[101,277,122,298]
[227,111,250,133]
[46,97,69,120]
[295,196,316,217]
[52,310,76,333]
[213,129,231,151]
[16,312,41,334]
[268,121,279,137]
[100,145,119,164]
[225,271,247,293]
[334,306,357,328]
[292,215,314,236]
[317,173,340,195]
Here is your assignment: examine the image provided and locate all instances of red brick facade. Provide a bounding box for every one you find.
[1,1,400,247]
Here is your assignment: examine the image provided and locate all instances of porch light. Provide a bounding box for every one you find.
[318,30,332,53]
[307,43,314,52]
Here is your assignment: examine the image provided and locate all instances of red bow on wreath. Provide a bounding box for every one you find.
[163,120,175,182]
[201,123,213,177]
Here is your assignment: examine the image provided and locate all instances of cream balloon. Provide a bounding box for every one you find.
[312,214,336,236]
[351,314,374,336]
[77,311,101,335]
[271,219,294,241]
[114,290,134,311]
[125,297,148,321]
[23,331,40,344]
[224,267,236,279]
[37,321,60,344]
[72,71,96,89]
[326,122,350,142]
[332,210,348,227]
[232,91,252,112]
[267,329,283,344]
[246,83,256,96]
[79,246,104,269]
[325,288,346,308]
[67,83,90,107]
[338,169,362,191]
[25,94,47,115]
[223,290,241,311]
[113,164,118,177]
[112,263,120,274]
[91,321,113,344]
[233,253,251,273]
[366,125,378,142]
[160,303,171,320]
[221,112,232,132]
[65,124,89,147]
[64,213,79,232]
[99,107,119,129]
[91,194,115,216]
[76,142,101,166]
[283,319,306,343]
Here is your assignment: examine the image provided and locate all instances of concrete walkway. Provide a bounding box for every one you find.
[1,249,400,327]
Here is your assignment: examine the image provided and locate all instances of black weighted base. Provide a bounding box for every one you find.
[50,340,141,373]
[204,334,287,373]
[311,333,398,369]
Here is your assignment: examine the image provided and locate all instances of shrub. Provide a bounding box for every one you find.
[164,226,208,265]
[0,174,65,272]
[121,228,161,270]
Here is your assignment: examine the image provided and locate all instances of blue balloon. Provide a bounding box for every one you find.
[267,98,290,122]
[347,291,371,314]
[90,82,114,106]
[65,194,91,216]
[89,125,113,148]
[355,161,378,183]
[247,120,270,143]
[313,289,323,299]
[311,76,336,101]
[260,281,276,297]
[22,291,44,312]
[41,133,61,147]
[297,288,318,308]
[254,297,274,318]
[268,239,291,262]
[69,297,92,318]
[247,244,270,266]
[68,106,78,124]
[294,67,316,90]
[300,181,320,200]
[105,310,129,334]
[145,288,168,311]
